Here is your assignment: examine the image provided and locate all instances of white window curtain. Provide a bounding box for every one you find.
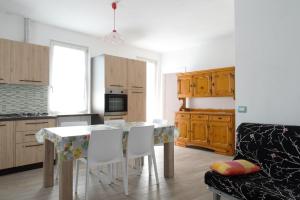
[49,41,89,114]
[143,59,162,122]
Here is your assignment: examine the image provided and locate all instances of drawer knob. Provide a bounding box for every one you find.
[218,117,222,120]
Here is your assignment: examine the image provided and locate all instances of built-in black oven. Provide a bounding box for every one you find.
[105,88,128,116]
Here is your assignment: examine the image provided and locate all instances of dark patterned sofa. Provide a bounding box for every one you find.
[205,123,300,200]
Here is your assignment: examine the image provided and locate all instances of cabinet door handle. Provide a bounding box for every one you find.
[110,84,123,87]
[109,117,123,120]
[132,92,144,94]
[19,80,42,83]
[0,78,4,81]
[0,124,6,127]
[132,86,143,89]
[25,133,36,136]
[25,144,43,148]
[25,122,48,125]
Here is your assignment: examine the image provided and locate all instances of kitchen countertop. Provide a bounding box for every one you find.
[0,113,97,122]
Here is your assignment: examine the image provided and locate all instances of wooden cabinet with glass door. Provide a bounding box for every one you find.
[0,39,12,84]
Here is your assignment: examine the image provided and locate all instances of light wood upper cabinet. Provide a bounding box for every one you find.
[127,89,146,122]
[192,72,211,97]
[128,59,146,89]
[211,69,235,97]
[0,121,14,170]
[177,75,192,98]
[11,41,49,85]
[105,55,128,88]
[0,39,12,84]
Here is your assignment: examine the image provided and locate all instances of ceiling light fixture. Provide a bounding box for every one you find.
[104,1,124,45]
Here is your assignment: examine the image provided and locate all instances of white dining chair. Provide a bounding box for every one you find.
[55,121,89,181]
[75,128,126,200]
[153,119,168,124]
[104,119,126,127]
[124,125,159,195]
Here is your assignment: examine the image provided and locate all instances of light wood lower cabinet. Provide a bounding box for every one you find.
[175,111,235,155]
[16,142,44,167]
[0,121,14,170]
[127,89,146,122]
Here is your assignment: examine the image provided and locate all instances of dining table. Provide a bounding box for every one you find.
[36,122,176,200]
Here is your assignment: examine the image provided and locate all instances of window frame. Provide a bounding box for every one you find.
[49,40,90,114]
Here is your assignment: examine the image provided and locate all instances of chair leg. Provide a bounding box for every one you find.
[148,155,152,176]
[123,158,129,195]
[75,160,80,194]
[55,158,60,181]
[85,164,89,200]
[108,164,113,184]
[213,192,221,200]
[151,149,159,185]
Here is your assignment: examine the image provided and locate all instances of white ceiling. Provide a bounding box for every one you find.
[0,0,234,52]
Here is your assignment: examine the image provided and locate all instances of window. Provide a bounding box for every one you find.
[49,41,88,114]
[145,59,161,122]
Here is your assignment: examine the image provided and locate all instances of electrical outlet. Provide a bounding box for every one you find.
[238,106,247,113]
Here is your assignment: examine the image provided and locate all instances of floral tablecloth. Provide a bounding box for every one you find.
[36,122,176,161]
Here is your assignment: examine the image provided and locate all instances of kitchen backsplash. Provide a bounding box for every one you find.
[0,85,48,114]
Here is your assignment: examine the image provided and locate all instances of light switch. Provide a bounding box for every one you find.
[238,106,247,113]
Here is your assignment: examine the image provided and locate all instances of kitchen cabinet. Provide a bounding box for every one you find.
[175,110,235,155]
[104,115,128,121]
[211,69,235,97]
[127,89,146,122]
[105,54,128,88]
[0,39,11,84]
[11,41,49,86]
[175,113,190,147]
[15,119,56,167]
[209,116,234,154]
[177,75,193,98]
[177,67,235,98]
[0,121,14,170]
[190,114,209,146]
[192,72,211,97]
[128,59,146,89]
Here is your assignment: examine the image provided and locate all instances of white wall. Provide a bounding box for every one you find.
[0,12,161,61]
[235,0,300,126]
[162,35,235,123]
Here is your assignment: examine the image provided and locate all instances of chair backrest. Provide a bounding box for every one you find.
[127,125,154,158]
[60,121,88,127]
[235,123,300,184]
[104,119,126,127]
[153,119,168,124]
[88,129,123,167]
